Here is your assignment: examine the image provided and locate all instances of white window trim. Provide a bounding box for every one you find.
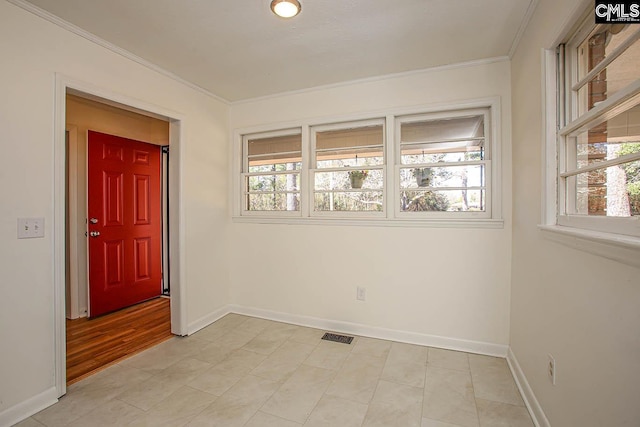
[232,97,504,229]
[239,127,303,216]
[540,15,640,267]
[394,108,493,220]
[310,118,386,218]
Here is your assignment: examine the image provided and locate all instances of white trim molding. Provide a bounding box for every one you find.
[539,224,640,269]
[228,304,509,357]
[0,387,58,427]
[507,348,551,427]
[53,74,189,400]
[6,0,228,105]
[187,305,231,335]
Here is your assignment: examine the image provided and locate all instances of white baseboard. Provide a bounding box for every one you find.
[0,386,58,427]
[187,305,231,335]
[507,347,550,427]
[228,304,508,357]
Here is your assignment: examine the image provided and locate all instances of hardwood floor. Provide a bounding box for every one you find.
[66,297,172,385]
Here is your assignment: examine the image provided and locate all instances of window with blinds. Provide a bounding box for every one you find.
[243,130,302,212]
[557,19,640,236]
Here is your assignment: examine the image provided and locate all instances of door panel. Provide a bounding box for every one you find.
[88,131,162,317]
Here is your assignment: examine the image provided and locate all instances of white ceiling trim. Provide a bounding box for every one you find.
[231,56,511,106]
[508,0,540,58]
[6,0,230,104]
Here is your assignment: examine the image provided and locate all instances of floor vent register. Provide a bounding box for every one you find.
[321,332,354,344]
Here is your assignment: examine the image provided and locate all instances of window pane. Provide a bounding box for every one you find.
[573,99,640,166]
[400,115,485,165]
[314,191,383,212]
[248,134,301,171]
[576,25,640,115]
[247,173,300,192]
[572,160,640,216]
[247,193,300,211]
[399,165,484,189]
[315,169,383,190]
[316,125,384,168]
[400,190,486,212]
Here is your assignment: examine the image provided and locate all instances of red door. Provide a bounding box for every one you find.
[88,131,162,317]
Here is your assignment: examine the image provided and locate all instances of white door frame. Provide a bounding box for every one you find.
[53,74,187,397]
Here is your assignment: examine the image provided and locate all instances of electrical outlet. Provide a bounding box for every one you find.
[356,286,366,301]
[548,354,556,385]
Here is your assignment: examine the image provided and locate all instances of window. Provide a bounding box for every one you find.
[234,100,501,226]
[311,120,385,215]
[242,129,302,214]
[556,17,640,237]
[396,109,490,218]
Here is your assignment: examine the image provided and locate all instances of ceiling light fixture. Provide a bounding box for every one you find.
[270,0,301,18]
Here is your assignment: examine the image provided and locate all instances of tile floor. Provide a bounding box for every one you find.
[16,314,534,427]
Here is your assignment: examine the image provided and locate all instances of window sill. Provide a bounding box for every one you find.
[233,216,504,229]
[538,224,640,268]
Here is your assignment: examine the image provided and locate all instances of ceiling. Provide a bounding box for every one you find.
[21,0,534,102]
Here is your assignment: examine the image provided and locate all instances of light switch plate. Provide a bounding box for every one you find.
[18,217,45,239]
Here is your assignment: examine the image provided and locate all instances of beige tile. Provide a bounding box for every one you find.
[422,418,463,427]
[266,321,301,338]
[187,370,243,396]
[351,337,392,359]
[476,398,534,427]
[251,340,316,381]
[242,332,288,355]
[245,411,302,427]
[119,337,207,374]
[117,358,210,411]
[209,349,268,377]
[428,348,470,372]
[127,386,216,427]
[33,365,151,427]
[380,342,428,387]
[325,353,386,403]
[261,364,335,423]
[66,398,145,427]
[468,355,524,406]
[234,317,272,335]
[11,418,45,427]
[191,341,233,364]
[215,330,260,350]
[116,374,186,411]
[362,380,423,427]
[185,392,261,427]
[304,394,369,427]
[156,357,212,384]
[74,364,153,395]
[289,326,326,346]
[423,366,479,427]
[225,375,280,404]
[304,340,352,371]
[188,349,267,395]
[191,321,233,342]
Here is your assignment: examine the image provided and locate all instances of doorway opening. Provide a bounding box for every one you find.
[54,76,186,397]
[65,95,171,382]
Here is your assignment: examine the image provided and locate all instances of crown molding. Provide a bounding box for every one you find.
[6,0,230,105]
[232,56,510,105]
[508,0,540,58]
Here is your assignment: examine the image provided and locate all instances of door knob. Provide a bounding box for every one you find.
[89,231,101,237]
[89,218,99,224]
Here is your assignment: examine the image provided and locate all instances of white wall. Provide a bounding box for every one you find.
[229,60,513,351]
[510,0,640,425]
[0,0,229,419]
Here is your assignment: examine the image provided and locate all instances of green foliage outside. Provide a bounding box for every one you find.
[619,143,640,215]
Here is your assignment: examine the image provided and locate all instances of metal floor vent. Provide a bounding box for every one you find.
[321,333,354,344]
